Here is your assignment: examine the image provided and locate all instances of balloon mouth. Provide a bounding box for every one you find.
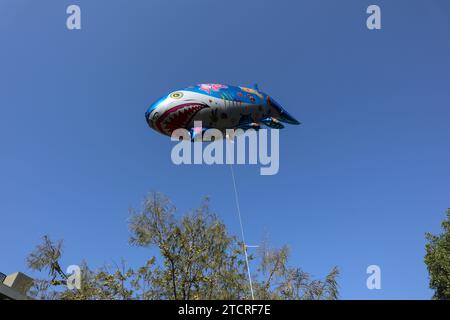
[155,103,209,136]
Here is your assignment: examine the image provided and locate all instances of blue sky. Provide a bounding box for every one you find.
[1,0,449,299]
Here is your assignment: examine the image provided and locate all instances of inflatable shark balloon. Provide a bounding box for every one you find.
[145,83,300,139]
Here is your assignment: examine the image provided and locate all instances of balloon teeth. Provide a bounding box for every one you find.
[158,103,207,135]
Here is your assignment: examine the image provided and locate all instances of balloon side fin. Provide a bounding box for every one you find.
[261,117,285,129]
[253,83,259,91]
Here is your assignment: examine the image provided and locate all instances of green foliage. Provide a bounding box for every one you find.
[255,242,339,300]
[27,192,339,300]
[425,208,450,300]
[27,235,65,281]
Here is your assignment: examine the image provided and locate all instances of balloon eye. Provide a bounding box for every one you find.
[152,112,159,121]
[170,92,183,99]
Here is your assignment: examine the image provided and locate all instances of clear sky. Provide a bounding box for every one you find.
[1,0,449,299]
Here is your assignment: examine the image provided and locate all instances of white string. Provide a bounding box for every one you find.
[229,164,255,300]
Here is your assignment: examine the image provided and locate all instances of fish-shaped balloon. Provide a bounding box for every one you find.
[145,83,300,139]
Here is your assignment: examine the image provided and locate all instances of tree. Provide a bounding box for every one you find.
[254,242,339,300]
[26,192,339,300]
[425,208,450,300]
[128,193,249,300]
